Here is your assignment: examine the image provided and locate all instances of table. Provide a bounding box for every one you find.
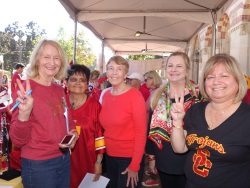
[0,176,23,188]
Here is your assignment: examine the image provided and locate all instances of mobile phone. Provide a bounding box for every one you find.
[60,134,75,145]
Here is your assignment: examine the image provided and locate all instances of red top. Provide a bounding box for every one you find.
[99,88,147,171]
[139,85,150,101]
[66,95,105,188]
[10,79,75,160]
[243,89,250,104]
[11,72,23,99]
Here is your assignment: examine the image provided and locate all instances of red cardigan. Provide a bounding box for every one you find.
[99,88,147,171]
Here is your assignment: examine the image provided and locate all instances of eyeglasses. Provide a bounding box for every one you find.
[69,77,87,83]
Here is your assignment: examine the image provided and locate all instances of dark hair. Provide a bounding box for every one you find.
[66,64,90,83]
[15,63,25,70]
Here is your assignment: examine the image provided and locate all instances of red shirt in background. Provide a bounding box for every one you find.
[139,85,150,101]
[11,72,23,99]
[243,89,250,104]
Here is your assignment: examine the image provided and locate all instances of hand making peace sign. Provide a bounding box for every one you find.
[170,90,185,123]
[15,79,34,121]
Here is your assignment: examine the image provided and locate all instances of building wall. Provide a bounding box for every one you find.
[187,0,250,82]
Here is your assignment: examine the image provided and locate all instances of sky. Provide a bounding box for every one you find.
[0,0,106,55]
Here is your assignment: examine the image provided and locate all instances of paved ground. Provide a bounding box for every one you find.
[103,154,162,188]
[140,155,162,188]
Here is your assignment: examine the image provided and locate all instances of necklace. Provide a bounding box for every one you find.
[70,95,87,110]
[208,103,234,130]
[71,102,82,110]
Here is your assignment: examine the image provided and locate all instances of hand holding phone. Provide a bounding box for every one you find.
[60,134,76,146]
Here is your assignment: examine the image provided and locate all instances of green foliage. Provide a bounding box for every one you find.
[56,27,96,67]
[0,21,46,75]
[128,54,156,60]
[0,23,96,76]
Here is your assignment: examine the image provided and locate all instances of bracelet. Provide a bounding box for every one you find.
[148,156,155,162]
[96,158,103,163]
[172,121,184,129]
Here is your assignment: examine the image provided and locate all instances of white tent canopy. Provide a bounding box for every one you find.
[58,0,233,56]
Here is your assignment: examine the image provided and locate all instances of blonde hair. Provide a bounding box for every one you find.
[150,83,166,110]
[166,51,190,78]
[26,39,68,80]
[150,51,191,110]
[199,53,247,102]
[106,56,129,73]
[144,71,162,88]
[90,70,100,81]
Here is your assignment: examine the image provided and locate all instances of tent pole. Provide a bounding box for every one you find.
[73,13,78,64]
[101,39,105,73]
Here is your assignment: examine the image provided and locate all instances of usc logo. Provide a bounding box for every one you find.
[193,150,212,177]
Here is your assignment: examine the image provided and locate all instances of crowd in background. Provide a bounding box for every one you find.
[1,38,250,188]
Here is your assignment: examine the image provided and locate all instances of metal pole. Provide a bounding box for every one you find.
[2,61,4,77]
[0,55,3,77]
[101,39,105,73]
[73,13,78,64]
[19,43,22,63]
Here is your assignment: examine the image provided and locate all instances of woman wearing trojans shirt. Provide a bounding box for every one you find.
[99,55,147,188]
[171,54,250,188]
[10,39,77,188]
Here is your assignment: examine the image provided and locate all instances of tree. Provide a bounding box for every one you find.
[0,23,96,76]
[57,27,96,67]
[0,21,46,75]
[128,54,156,60]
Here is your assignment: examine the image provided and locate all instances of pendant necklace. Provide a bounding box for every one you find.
[208,103,234,130]
[70,95,87,110]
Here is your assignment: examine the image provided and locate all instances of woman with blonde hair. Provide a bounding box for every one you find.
[144,51,203,188]
[171,53,249,188]
[10,39,77,188]
[142,70,163,187]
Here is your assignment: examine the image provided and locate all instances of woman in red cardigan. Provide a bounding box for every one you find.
[99,56,147,188]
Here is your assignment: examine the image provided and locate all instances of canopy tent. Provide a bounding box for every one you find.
[58,0,233,56]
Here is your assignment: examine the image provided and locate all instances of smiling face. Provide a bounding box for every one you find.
[106,60,127,86]
[205,63,239,102]
[166,55,187,84]
[37,43,61,79]
[66,73,88,94]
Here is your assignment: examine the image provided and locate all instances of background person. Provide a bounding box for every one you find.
[88,70,100,92]
[144,52,203,188]
[0,74,9,90]
[99,55,147,188]
[142,70,163,187]
[171,53,250,188]
[127,72,150,101]
[10,39,77,188]
[65,64,105,188]
[11,63,25,99]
